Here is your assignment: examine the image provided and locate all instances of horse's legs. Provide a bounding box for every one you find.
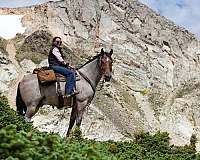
[76,110,84,127]
[66,107,77,136]
[66,101,87,137]
[24,101,42,122]
[25,105,36,122]
[75,101,87,127]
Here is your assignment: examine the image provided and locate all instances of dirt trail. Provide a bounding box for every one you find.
[6,40,25,109]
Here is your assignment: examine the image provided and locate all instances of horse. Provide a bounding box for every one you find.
[16,48,113,136]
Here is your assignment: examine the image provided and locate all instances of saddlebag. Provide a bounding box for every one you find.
[33,68,56,84]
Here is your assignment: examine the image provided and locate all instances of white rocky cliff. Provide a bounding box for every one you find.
[1,0,200,150]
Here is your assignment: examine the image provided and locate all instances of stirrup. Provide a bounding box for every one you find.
[76,75,81,81]
[63,91,79,98]
[72,90,79,95]
[63,95,71,99]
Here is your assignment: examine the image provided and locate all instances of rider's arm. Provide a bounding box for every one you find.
[52,47,65,63]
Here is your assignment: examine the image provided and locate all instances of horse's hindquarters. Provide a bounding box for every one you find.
[20,74,42,106]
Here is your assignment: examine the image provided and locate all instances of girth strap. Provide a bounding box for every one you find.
[56,78,64,108]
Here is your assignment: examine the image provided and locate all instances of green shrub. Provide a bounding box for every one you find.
[0,95,34,132]
[0,95,198,160]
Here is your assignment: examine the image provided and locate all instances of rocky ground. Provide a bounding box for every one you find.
[1,0,200,150]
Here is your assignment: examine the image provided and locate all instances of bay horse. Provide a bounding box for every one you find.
[16,48,113,136]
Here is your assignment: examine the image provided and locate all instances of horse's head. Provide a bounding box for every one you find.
[99,48,113,82]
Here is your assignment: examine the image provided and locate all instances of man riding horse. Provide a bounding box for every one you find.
[48,36,78,98]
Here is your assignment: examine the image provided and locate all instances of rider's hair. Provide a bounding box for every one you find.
[52,36,61,45]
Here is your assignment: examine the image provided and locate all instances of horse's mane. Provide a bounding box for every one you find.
[76,53,101,70]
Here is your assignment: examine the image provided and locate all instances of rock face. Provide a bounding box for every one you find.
[32,105,129,141]
[0,38,9,65]
[1,0,200,148]
[0,38,18,93]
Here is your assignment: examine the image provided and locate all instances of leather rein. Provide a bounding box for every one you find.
[76,57,103,100]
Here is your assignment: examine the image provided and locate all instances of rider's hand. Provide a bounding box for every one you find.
[69,64,75,69]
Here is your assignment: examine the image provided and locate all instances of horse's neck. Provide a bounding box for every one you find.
[78,58,102,88]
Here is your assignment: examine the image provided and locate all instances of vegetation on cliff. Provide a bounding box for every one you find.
[0,37,7,55]
[15,30,52,64]
[0,94,199,160]
[15,30,81,65]
[0,37,10,64]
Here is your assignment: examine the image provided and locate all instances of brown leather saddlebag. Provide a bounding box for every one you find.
[33,68,56,84]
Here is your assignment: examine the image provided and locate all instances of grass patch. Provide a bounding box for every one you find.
[148,89,166,117]
[175,81,200,98]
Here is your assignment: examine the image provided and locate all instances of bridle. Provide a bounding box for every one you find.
[99,53,113,74]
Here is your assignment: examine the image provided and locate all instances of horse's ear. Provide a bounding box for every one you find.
[101,48,104,54]
[110,49,113,56]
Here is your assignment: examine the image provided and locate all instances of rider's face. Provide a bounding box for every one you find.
[54,38,62,47]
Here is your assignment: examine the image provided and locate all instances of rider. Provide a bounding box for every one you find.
[48,36,77,98]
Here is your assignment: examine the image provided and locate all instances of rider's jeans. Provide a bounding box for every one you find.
[51,65,75,95]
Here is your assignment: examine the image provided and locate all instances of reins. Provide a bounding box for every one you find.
[76,56,104,106]
[77,70,96,95]
[75,52,112,105]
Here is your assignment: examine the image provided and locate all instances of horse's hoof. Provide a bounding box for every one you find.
[66,130,72,138]
[24,117,32,122]
[66,133,70,138]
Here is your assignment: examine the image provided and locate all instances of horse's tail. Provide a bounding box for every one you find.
[16,83,27,116]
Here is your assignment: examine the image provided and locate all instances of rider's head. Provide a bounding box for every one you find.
[52,37,62,47]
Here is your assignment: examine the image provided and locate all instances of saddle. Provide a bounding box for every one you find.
[33,67,79,109]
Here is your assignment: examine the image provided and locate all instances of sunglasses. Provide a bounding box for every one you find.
[55,40,62,44]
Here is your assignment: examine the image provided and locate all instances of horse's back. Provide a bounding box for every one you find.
[20,74,42,105]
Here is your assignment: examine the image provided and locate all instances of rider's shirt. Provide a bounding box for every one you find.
[52,47,64,63]
[48,46,65,67]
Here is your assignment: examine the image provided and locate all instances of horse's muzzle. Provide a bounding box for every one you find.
[104,75,112,82]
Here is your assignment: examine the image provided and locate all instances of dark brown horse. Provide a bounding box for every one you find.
[16,48,113,136]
